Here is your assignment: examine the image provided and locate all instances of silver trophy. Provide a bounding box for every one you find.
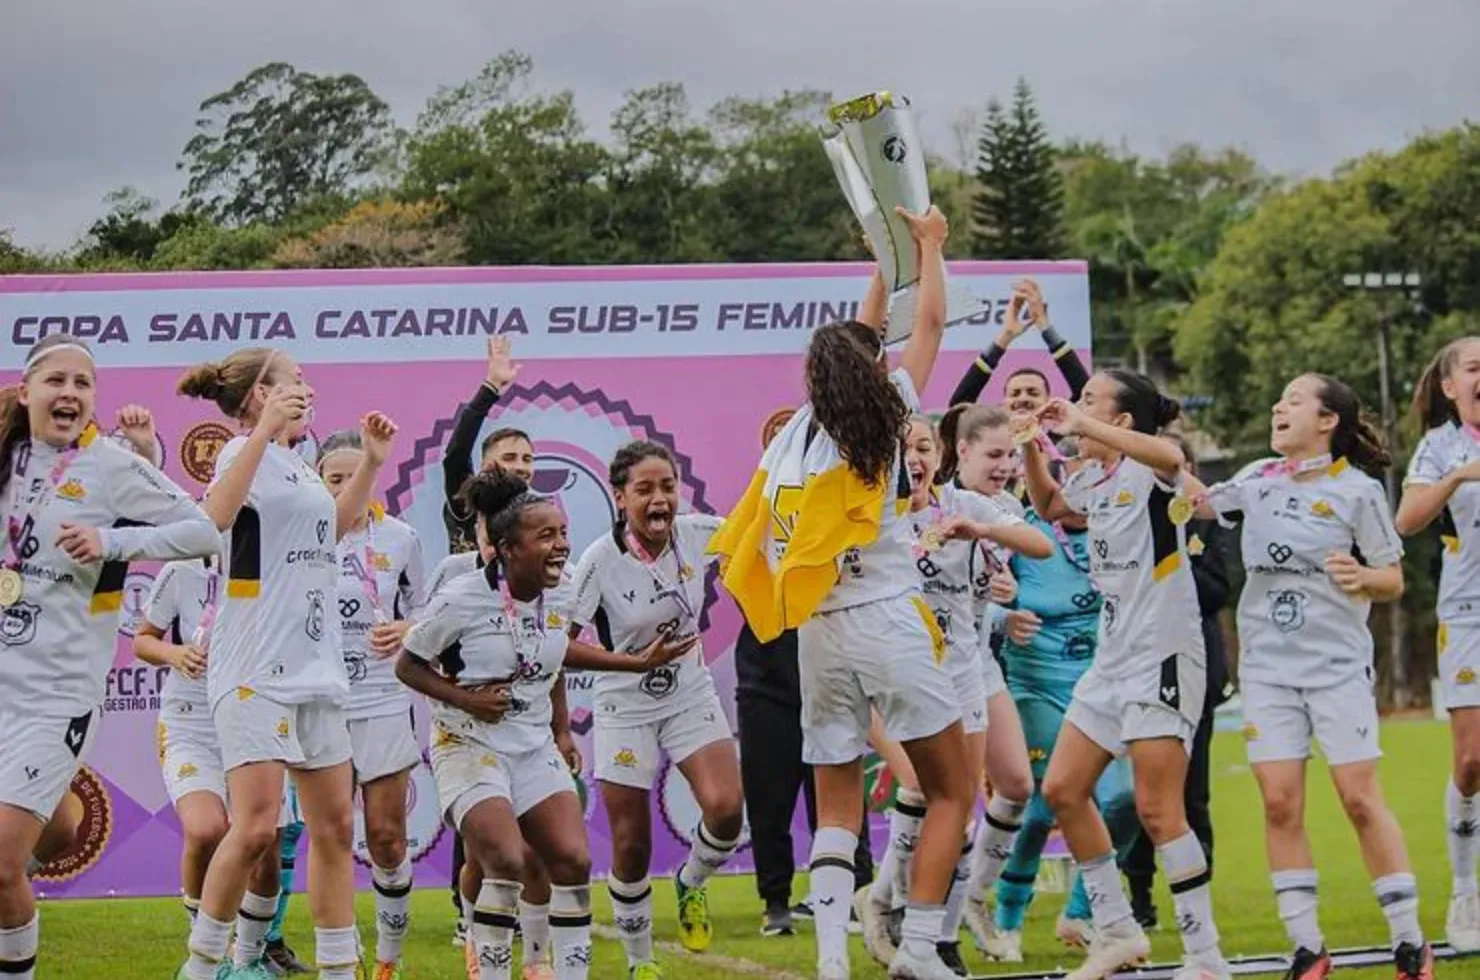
[822,91,985,343]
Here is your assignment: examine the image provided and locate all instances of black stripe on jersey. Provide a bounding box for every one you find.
[438,640,465,681]
[227,506,262,599]
[593,605,615,652]
[1148,485,1183,583]
[394,569,409,619]
[90,517,147,615]
[169,618,183,646]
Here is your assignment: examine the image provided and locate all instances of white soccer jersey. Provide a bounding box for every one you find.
[815,368,921,614]
[209,437,344,709]
[403,563,570,755]
[337,511,426,721]
[1209,457,1403,689]
[428,550,575,619]
[908,483,1022,667]
[569,512,724,725]
[1407,423,1480,625]
[1061,457,1204,679]
[0,430,218,717]
[142,559,216,718]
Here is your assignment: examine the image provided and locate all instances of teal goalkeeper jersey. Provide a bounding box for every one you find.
[1003,510,1100,692]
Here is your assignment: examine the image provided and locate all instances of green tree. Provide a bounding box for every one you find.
[77,188,202,265]
[150,221,283,270]
[180,62,393,224]
[972,78,1065,259]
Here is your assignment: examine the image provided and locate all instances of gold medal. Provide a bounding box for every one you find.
[1012,423,1041,447]
[0,568,23,606]
[1168,495,1196,526]
[918,525,945,554]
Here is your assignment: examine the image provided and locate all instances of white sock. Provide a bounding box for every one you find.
[234,890,279,967]
[1078,852,1134,933]
[1161,831,1222,963]
[315,924,362,980]
[967,795,1026,897]
[185,911,232,980]
[549,884,593,980]
[1374,872,1424,949]
[1448,780,1479,897]
[0,917,37,980]
[900,903,946,961]
[809,826,858,967]
[473,879,521,980]
[372,859,413,964]
[1272,869,1323,953]
[519,899,551,966]
[941,829,974,941]
[607,875,654,967]
[871,788,926,908]
[462,896,475,935]
[678,821,740,890]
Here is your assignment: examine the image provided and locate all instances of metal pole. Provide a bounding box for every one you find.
[1376,310,1408,706]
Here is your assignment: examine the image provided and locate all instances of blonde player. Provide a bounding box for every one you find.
[1397,336,1480,955]
[0,335,218,980]
[175,346,397,980]
[318,431,427,980]
[565,440,742,978]
[1021,369,1229,980]
[1203,374,1427,980]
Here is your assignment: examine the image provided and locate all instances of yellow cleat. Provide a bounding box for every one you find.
[629,963,664,980]
[675,877,713,953]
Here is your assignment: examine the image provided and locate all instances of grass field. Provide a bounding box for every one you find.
[38,720,1464,978]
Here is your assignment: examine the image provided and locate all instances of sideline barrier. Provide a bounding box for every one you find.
[970,941,1472,979]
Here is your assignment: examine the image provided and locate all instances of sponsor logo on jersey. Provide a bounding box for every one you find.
[0,600,40,646]
[1458,667,1477,686]
[1114,489,1135,506]
[1241,722,1259,741]
[56,479,86,501]
[32,767,112,884]
[179,421,234,485]
[1187,534,1205,556]
[177,763,199,779]
[612,747,639,769]
[1310,499,1335,518]
[275,718,290,738]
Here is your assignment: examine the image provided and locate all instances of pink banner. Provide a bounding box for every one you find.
[0,261,1090,897]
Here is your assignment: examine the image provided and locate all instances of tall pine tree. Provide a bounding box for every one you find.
[972,78,1066,258]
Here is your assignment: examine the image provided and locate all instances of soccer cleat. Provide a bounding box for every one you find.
[1056,911,1097,949]
[675,876,713,953]
[760,903,794,937]
[521,963,556,980]
[453,919,469,948]
[263,941,310,977]
[791,900,814,920]
[982,927,1023,963]
[371,962,403,980]
[1393,942,1434,980]
[963,894,993,953]
[463,937,481,980]
[936,941,969,977]
[228,964,276,980]
[887,946,963,980]
[629,963,664,980]
[1170,962,1233,980]
[854,886,898,966]
[1280,947,1332,980]
[1446,891,1480,952]
[1064,921,1152,980]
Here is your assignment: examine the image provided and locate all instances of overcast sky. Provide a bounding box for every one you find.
[2,0,1475,251]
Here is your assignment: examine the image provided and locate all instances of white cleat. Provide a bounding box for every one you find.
[1064,922,1152,980]
[982,926,1023,963]
[854,885,898,966]
[817,956,850,980]
[963,894,995,954]
[1170,959,1233,980]
[1447,891,1480,953]
[888,947,962,980]
[1055,911,1097,949]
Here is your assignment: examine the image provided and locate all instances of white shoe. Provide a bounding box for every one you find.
[1064,922,1152,980]
[1448,891,1480,952]
[817,956,850,980]
[854,885,898,966]
[1056,911,1097,949]
[887,946,961,980]
[963,894,994,953]
[982,927,1023,963]
[1170,959,1232,980]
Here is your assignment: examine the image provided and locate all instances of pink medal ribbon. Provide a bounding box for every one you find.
[190,567,220,649]
[625,527,695,625]
[5,434,90,575]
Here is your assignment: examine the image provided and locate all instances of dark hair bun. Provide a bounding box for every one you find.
[176,362,225,401]
[1155,394,1181,428]
[462,467,529,518]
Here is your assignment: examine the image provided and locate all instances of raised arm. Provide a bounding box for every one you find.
[857,265,888,333]
[896,206,950,397]
[203,387,301,531]
[335,413,398,541]
[1040,398,1184,482]
[1019,431,1074,523]
[444,338,520,518]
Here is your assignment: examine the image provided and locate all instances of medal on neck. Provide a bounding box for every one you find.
[2,425,97,607]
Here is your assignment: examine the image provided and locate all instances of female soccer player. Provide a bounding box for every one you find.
[1203,373,1428,980]
[857,413,1050,974]
[1399,337,1480,955]
[564,440,742,978]
[1021,369,1229,980]
[398,468,693,980]
[0,335,219,980]
[711,204,969,980]
[175,347,397,980]
[318,431,427,980]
